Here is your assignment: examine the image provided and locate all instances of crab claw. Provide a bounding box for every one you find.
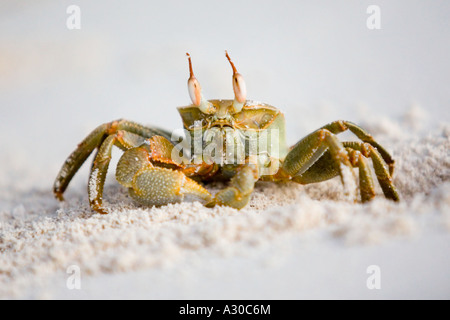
[115,135,212,207]
[129,166,212,207]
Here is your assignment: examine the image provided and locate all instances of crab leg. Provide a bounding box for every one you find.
[346,147,377,202]
[291,141,399,202]
[282,128,358,200]
[54,122,111,201]
[344,141,399,201]
[320,120,396,176]
[290,149,339,184]
[88,130,147,214]
[53,119,171,201]
[291,146,376,201]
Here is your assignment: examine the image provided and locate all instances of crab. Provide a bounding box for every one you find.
[53,51,400,214]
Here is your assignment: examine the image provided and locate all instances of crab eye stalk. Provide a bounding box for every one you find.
[187,53,201,106]
[225,51,247,113]
[186,53,215,114]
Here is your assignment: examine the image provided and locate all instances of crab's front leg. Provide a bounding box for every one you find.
[206,161,260,209]
[116,136,212,208]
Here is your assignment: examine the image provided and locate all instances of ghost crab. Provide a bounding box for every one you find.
[53,52,399,214]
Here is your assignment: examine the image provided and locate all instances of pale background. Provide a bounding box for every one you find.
[1,0,449,163]
[0,0,449,299]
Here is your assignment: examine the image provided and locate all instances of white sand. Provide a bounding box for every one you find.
[1,106,449,299]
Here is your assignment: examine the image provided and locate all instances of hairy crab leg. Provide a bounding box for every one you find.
[53,119,171,201]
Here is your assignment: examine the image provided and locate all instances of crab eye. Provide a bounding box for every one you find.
[232,73,246,104]
[186,53,215,114]
[225,51,246,112]
[186,53,202,106]
[188,78,202,107]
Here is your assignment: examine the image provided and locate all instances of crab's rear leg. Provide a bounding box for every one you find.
[281,128,358,200]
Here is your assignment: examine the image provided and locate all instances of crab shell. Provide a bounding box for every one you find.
[177,99,289,167]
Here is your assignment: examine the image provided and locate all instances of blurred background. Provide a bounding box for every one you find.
[0,0,449,184]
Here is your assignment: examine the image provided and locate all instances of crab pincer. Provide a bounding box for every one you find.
[115,136,212,210]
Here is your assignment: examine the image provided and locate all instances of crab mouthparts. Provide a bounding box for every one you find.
[210,120,234,128]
